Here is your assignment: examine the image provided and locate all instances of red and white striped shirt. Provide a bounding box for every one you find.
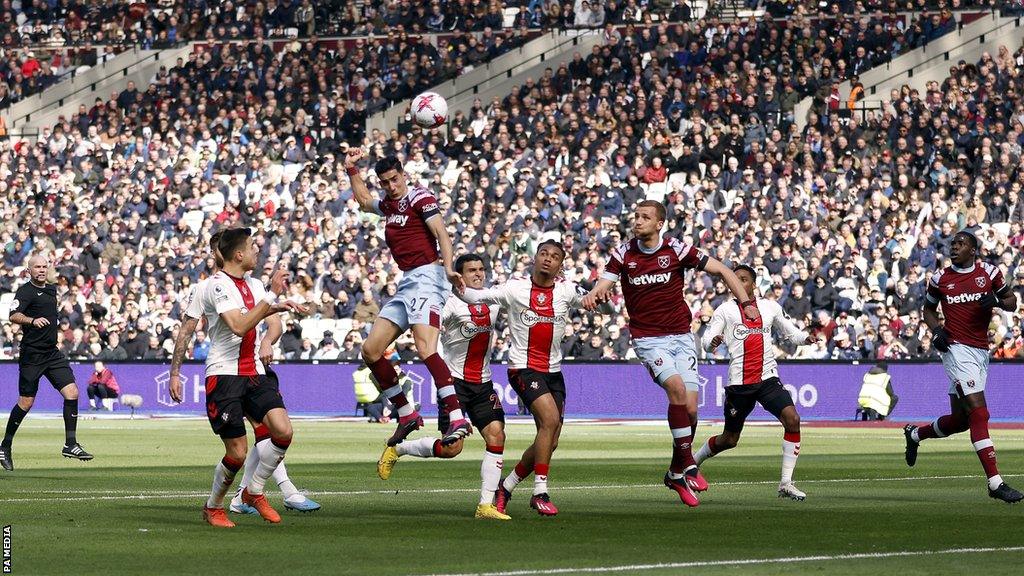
[440,296,500,383]
[459,278,586,373]
[197,271,269,377]
[701,298,808,386]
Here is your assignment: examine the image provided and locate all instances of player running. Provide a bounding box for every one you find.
[582,200,759,507]
[170,228,308,527]
[1,255,92,471]
[345,149,471,448]
[376,254,511,521]
[170,231,321,515]
[903,231,1022,503]
[454,240,595,517]
[696,265,813,500]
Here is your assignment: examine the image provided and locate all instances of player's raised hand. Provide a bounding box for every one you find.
[710,335,724,350]
[448,268,465,294]
[168,369,183,403]
[344,147,364,169]
[32,317,50,328]
[270,268,291,297]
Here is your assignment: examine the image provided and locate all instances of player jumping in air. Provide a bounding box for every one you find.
[455,240,594,516]
[904,231,1022,503]
[582,200,759,507]
[696,265,814,500]
[345,149,471,448]
[170,228,308,527]
[377,254,511,520]
[170,231,321,515]
[1,254,92,471]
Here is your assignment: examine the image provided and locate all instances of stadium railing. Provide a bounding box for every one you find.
[795,12,1023,126]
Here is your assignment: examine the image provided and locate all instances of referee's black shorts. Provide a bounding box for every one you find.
[18,350,75,397]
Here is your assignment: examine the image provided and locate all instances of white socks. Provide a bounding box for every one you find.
[781,437,800,484]
[480,450,504,505]
[396,437,438,458]
[207,458,241,509]
[533,471,548,496]
[694,439,716,466]
[248,439,288,495]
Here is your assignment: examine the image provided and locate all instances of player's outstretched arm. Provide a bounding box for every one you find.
[169,315,200,403]
[582,278,616,310]
[345,148,378,214]
[701,308,727,352]
[771,301,811,344]
[704,257,759,321]
[426,216,464,292]
[456,285,507,306]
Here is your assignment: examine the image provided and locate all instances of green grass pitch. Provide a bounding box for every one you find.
[0,418,1022,575]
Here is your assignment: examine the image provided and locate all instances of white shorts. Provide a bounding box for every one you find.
[632,333,700,392]
[940,343,989,397]
[379,264,449,332]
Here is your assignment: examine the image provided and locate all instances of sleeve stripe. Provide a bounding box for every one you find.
[925,294,939,304]
[600,271,619,283]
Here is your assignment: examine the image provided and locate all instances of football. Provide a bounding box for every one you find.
[411,91,448,129]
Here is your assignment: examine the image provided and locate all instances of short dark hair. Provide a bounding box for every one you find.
[637,199,666,222]
[209,230,223,253]
[536,239,566,259]
[455,253,485,274]
[374,155,403,176]
[733,264,757,279]
[217,227,251,263]
[210,230,225,266]
[956,230,979,250]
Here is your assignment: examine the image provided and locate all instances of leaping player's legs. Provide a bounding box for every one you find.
[363,316,423,446]
[411,323,472,445]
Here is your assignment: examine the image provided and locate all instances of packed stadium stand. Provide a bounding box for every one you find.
[0,1,1021,365]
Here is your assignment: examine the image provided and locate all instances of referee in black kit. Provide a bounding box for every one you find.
[0,255,92,471]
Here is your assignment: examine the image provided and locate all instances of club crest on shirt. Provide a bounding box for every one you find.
[975,277,986,288]
[535,292,547,305]
[654,357,664,366]
[398,198,409,212]
[473,304,484,314]
[658,255,670,269]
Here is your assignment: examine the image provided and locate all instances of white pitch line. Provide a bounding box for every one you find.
[2,473,1019,503]
[409,546,1024,576]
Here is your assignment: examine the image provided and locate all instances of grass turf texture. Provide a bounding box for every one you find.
[0,419,1022,575]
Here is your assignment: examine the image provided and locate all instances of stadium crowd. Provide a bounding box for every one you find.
[1,6,1023,366]
[0,0,995,111]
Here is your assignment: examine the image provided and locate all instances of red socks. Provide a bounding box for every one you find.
[668,404,695,474]
[969,407,1000,480]
[917,413,968,441]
